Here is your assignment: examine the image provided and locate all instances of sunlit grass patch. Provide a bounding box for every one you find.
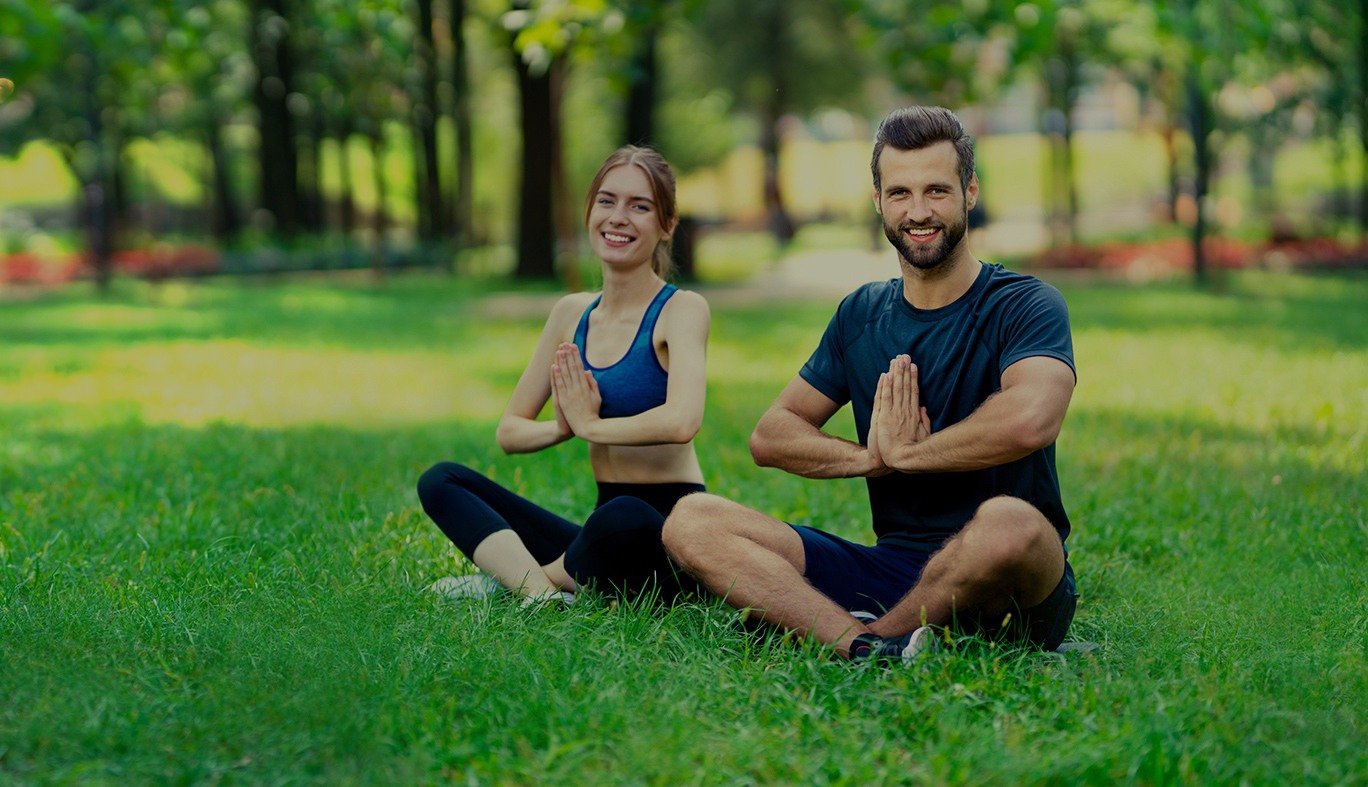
[0,341,507,428]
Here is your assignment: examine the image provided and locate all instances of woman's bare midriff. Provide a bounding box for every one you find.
[588,441,705,485]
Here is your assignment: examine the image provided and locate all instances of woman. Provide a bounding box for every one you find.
[417,146,709,606]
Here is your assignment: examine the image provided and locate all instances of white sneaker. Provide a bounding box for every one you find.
[895,625,941,662]
[518,590,576,610]
[427,573,504,601]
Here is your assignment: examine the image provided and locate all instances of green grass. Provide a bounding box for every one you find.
[2,270,1366,784]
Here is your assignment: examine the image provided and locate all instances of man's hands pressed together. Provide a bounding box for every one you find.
[868,354,932,474]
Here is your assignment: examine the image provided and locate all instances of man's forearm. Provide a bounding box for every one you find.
[751,410,883,479]
[885,389,1060,473]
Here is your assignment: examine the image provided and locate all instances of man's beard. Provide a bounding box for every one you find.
[884,208,968,272]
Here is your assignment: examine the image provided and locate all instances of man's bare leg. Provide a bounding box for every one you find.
[662,493,871,656]
[867,495,1066,642]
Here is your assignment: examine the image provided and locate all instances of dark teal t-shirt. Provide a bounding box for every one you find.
[799,262,1075,550]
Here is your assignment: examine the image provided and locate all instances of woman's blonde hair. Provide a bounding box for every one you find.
[583,145,679,279]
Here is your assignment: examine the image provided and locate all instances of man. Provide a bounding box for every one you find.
[661,106,1079,662]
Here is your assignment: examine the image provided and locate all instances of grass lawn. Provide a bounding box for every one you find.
[1,269,1365,784]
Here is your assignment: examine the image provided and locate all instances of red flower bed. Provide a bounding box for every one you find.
[1030,237,1368,275]
[0,245,224,285]
[112,245,222,278]
[0,252,45,284]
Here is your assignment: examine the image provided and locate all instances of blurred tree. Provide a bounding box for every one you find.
[851,0,1010,107]
[690,0,870,245]
[1156,0,1277,285]
[1267,0,1367,236]
[0,2,61,111]
[349,3,416,277]
[0,0,172,292]
[503,0,619,282]
[1010,0,1117,248]
[448,0,475,250]
[1360,0,1367,236]
[412,0,445,241]
[620,0,673,147]
[1100,2,1184,224]
[1361,0,1368,236]
[159,0,252,243]
[249,0,301,238]
[853,0,1024,246]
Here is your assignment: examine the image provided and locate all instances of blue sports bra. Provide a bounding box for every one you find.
[573,283,677,419]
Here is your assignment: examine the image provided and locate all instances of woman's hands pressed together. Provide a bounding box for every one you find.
[551,343,602,438]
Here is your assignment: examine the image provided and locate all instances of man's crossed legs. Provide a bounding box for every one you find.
[662,493,1076,659]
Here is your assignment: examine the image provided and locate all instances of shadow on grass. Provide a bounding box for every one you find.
[0,274,529,349]
[1057,272,1368,353]
[3,405,1359,604]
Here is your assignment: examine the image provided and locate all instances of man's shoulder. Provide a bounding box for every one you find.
[978,263,1067,309]
[836,278,900,315]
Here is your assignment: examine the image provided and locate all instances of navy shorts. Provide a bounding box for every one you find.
[794,524,1078,650]
[793,524,931,614]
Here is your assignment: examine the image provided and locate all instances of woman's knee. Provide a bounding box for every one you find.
[416,461,472,505]
[581,497,664,544]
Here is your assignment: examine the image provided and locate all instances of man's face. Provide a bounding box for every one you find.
[873,141,977,272]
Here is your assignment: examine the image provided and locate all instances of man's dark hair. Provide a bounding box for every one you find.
[870,106,976,193]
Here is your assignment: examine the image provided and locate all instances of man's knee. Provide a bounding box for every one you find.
[661,493,730,558]
[966,496,1061,568]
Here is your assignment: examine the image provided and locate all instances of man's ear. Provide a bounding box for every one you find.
[966,174,980,210]
[871,189,882,215]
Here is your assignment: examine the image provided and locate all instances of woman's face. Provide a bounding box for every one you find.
[587,164,669,270]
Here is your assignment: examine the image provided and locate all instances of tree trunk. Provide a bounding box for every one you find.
[550,59,579,290]
[760,99,794,245]
[625,23,658,147]
[411,124,430,241]
[1186,65,1211,286]
[1162,122,1180,224]
[1360,0,1368,236]
[206,118,242,241]
[413,0,443,242]
[1043,41,1078,249]
[337,121,356,237]
[449,0,474,249]
[1156,63,1181,224]
[110,131,130,238]
[513,46,556,280]
[251,0,300,237]
[371,133,389,280]
[760,9,795,246]
[1062,48,1080,245]
[299,111,324,233]
[76,43,115,293]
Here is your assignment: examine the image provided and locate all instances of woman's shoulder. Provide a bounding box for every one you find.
[661,287,711,323]
[541,290,600,335]
[547,290,600,318]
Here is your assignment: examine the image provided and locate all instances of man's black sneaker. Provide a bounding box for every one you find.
[850,625,941,664]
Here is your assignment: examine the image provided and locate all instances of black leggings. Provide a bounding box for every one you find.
[415,461,705,603]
